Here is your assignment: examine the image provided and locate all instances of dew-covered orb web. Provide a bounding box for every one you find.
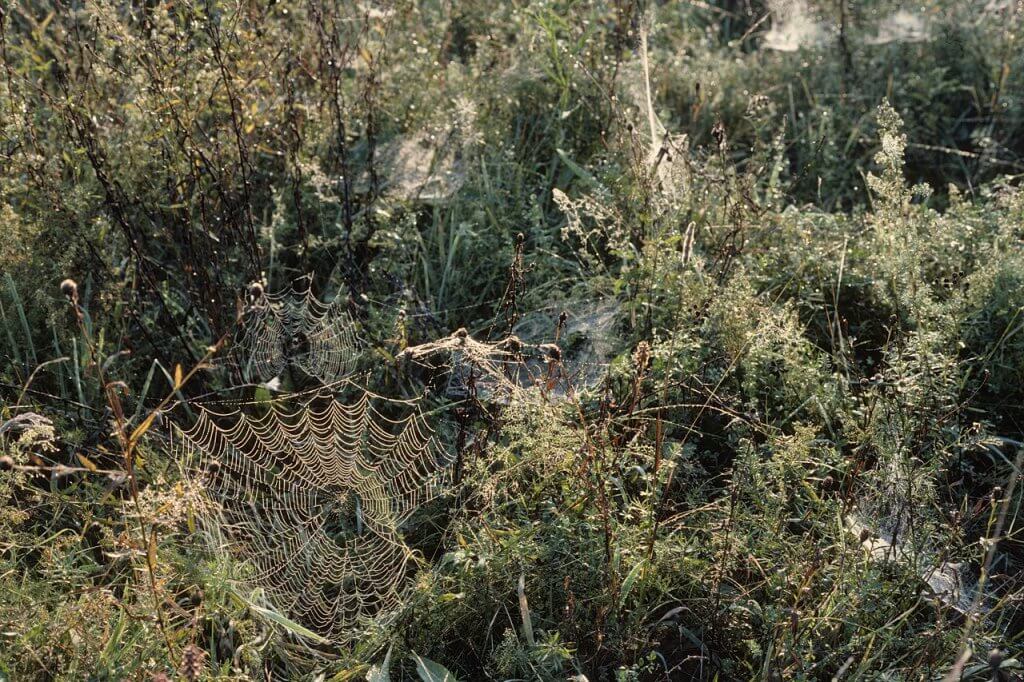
[228,281,359,386]
[172,392,453,644]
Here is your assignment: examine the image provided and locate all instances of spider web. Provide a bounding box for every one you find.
[398,329,574,403]
[228,282,358,386]
[172,390,452,644]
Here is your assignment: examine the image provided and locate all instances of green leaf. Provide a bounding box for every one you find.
[99,609,126,664]
[619,559,646,608]
[247,602,331,645]
[517,573,535,646]
[411,653,459,682]
[556,148,599,189]
[253,385,272,404]
[366,646,392,682]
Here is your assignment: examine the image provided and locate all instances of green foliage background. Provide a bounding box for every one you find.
[1,0,1023,680]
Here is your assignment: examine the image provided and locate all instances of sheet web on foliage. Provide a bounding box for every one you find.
[227,281,359,386]
[173,390,453,644]
[398,325,611,403]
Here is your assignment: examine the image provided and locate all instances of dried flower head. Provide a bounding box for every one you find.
[179,643,206,682]
[60,278,78,302]
[633,341,651,372]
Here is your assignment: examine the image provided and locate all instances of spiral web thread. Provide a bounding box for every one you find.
[228,285,358,385]
[173,391,452,643]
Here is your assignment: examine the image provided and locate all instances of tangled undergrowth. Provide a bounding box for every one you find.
[1,1,1023,680]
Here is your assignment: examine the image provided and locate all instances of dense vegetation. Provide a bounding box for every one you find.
[1,1,1023,679]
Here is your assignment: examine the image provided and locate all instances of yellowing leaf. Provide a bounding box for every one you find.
[147,530,157,570]
[76,453,98,472]
[173,363,183,389]
[129,412,157,445]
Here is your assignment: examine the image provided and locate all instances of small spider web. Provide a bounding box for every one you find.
[227,280,359,386]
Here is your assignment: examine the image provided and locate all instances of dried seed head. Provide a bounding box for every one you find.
[179,643,206,682]
[546,344,562,361]
[633,341,650,370]
[60,278,78,302]
[558,311,568,325]
[516,232,525,245]
[248,282,264,300]
[455,327,468,343]
[859,528,871,544]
